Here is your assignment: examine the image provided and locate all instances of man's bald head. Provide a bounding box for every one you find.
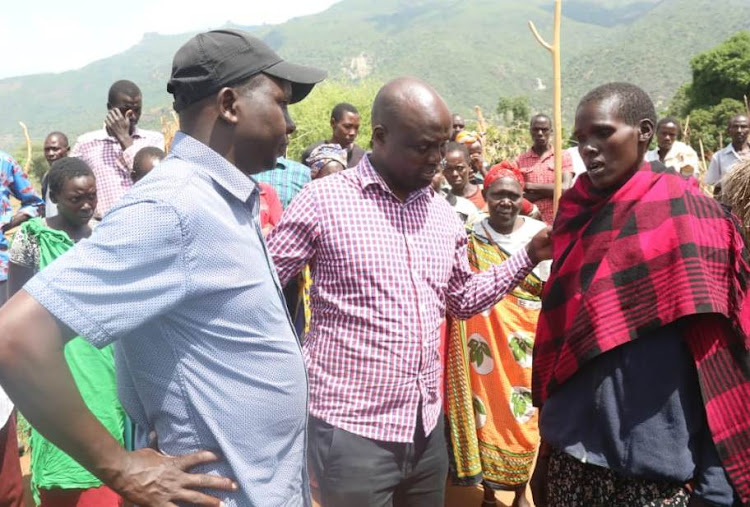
[369,78,452,200]
[371,77,451,130]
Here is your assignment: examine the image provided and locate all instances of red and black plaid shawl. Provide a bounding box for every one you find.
[533,161,750,502]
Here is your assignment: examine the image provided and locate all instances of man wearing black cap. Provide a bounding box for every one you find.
[0,29,325,507]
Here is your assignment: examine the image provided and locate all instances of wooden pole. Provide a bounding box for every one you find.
[474,105,489,166]
[529,0,563,216]
[18,122,32,174]
[698,137,708,182]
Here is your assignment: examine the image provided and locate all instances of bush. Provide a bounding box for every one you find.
[11,142,46,189]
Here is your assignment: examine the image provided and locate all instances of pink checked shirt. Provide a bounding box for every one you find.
[71,127,164,217]
[516,148,573,225]
[267,156,535,442]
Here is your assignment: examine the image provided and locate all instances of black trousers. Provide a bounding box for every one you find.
[308,412,448,507]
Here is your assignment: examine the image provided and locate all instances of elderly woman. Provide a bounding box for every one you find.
[446,163,550,507]
[306,143,347,179]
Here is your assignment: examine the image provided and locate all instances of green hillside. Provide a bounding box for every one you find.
[1,0,749,149]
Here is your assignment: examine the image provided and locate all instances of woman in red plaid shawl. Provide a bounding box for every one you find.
[530,83,750,507]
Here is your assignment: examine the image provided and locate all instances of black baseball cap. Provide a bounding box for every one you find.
[167,29,327,111]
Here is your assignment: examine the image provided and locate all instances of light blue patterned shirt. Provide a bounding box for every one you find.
[25,132,310,507]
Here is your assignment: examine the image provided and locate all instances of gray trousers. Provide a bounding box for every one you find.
[308,412,448,507]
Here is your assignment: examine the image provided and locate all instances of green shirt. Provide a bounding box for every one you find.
[11,218,125,499]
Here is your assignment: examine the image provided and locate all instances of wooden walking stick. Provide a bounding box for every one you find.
[18,121,32,173]
[474,105,489,166]
[529,0,563,215]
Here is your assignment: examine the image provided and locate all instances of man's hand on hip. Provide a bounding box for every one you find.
[110,448,236,507]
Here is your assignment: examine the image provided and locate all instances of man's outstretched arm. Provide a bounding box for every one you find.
[0,291,235,506]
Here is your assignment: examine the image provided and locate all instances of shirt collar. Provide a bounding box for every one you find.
[527,147,554,161]
[356,154,431,203]
[274,157,291,170]
[170,132,257,203]
[726,143,745,159]
[93,126,147,142]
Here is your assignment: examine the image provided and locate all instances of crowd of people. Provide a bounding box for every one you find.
[0,27,749,507]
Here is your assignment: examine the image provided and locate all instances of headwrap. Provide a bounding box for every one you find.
[484,161,524,190]
[533,161,750,502]
[306,143,347,179]
[455,130,480,147]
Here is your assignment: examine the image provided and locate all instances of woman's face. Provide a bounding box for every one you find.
[53,175,97,226]
[485,176,523,230]
[573,97,653,190]
[442,150,472,191]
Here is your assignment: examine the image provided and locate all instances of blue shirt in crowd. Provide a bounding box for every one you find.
[705,143,748,185]
[0,151,43,282]
[254,157,311,209]
[25,132,310,507]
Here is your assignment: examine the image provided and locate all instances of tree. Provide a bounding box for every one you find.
[669,31,750,153]
[496,96,531,126]
[687,31,750,111]
[684,98,745,154]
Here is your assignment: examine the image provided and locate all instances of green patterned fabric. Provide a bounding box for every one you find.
[21,218,125,503]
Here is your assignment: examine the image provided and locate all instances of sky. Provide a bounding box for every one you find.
[0,0,340,79]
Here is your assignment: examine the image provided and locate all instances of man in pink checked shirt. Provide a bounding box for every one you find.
[267,77,552,507]
[71,80,164,219]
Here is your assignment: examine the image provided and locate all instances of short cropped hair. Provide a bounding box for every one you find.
[656,117,681,133]
[577,82,656,127]
[331,102,359,122]
[133,147,166,173]
[729,114,750,127]
[530,113,552,128]
[108,80,141,103]
[444,141,470,163]
[45,131,69,147]
[48,157,94,198]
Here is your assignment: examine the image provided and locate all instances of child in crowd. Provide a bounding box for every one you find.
[131,146,166,183]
